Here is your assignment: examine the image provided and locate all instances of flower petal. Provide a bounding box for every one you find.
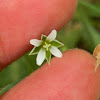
[49,46,62,58]
[46,30,57,42]
[30,39,43,47]
[36,48,46,66]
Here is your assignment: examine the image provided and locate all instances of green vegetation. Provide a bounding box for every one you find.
[0,0,100,97]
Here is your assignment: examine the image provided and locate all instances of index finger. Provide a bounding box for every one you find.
[0,0,77,71]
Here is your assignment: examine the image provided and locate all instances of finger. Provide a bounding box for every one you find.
[0,0,77,71]
[0,49,100,100]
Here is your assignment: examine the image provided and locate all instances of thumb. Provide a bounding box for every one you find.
[0,49,100,100]
[0,0,77,70]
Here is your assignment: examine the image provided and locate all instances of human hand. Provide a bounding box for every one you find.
[0,0,100,100]
[0,0,77,70]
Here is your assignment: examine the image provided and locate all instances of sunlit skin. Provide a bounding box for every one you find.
[0,0,100,100]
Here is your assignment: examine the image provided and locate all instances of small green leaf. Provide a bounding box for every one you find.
[51,40,64,48]
[41,35,47,41]
[46,50,51,63]
[29,47,41,55]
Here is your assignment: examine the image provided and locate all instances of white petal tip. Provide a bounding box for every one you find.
[51,29,57,35]
[37,62,41,66]
[36,48,46,66]
[52,29,57,32]
[56,53,63,58]
[50,46,63,58]
[30,39,33,45]
[30,39,42,47]
[36,60,42,66]
[46,29,57,42]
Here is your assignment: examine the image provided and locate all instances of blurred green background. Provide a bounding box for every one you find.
[0,0,100,96]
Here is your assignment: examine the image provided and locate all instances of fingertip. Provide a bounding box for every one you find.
[0,0,78,70]
[1,49,100,100]
[49,48,95,72]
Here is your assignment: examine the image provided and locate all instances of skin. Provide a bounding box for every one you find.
[0,0,100,100]
[0,0,77,70]
[1,49,100,100]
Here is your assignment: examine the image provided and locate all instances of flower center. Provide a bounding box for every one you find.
[43,42,51,51]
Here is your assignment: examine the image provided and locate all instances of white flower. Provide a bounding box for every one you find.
[29,29,64,66]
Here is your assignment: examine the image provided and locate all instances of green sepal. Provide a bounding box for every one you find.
[51,40,64,48]
[41,35,47,41]
[29,47,41,55]
[46,50,51,63]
